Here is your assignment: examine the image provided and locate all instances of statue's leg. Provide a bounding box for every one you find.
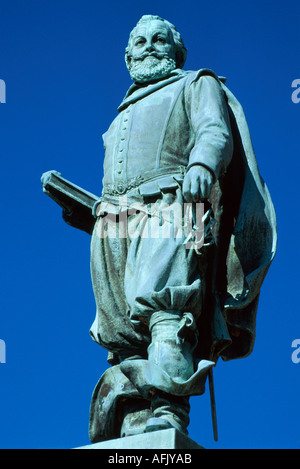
[89,209,151,439]
[89,209,150,357]
[120,399,152,438]
[147,311,197,381]
[147,393,190,434]
[123,189,207,435]
[145,310,198,434]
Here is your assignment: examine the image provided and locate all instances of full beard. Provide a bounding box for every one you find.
[128,55,177,83]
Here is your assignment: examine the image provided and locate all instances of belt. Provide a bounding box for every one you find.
[102,166,186,196]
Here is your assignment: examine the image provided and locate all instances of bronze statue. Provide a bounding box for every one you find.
[42,14,277,444]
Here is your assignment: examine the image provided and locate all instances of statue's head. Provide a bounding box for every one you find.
[125,15,187,83]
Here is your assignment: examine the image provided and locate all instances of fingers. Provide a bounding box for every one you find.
[183,173,201,202]
[182,174,192,202]
[190,176,202,202]
[200,177,209,200]
[183,168,213,202]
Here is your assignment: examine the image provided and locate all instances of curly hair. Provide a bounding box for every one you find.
[125,15,187,70]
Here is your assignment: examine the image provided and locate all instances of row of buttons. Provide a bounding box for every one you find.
[116,105,131,178]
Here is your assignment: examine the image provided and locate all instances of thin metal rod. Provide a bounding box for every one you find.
[208,367,218,442]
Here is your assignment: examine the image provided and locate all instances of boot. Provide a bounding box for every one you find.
[145,310,197,434]
[120,400,152,437]
[145,393,190,435]
[147,310,197,381]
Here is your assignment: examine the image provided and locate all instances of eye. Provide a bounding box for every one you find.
[155,37,166,44]
[153,32,168,43]
[135,38,145,46]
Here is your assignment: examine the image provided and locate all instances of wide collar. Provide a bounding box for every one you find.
[117,69,187,112]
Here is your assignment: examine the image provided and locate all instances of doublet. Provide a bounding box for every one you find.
[101,69,233,198]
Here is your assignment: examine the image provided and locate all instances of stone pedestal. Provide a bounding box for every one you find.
[76,429,203,449]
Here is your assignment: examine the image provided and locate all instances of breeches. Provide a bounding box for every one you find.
[89,188,206,359]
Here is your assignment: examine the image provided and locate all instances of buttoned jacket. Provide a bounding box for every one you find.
[101,69,233,198]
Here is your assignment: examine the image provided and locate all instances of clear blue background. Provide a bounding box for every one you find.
[0,0,299,449]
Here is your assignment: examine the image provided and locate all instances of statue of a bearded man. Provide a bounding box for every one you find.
[42,14,277,443]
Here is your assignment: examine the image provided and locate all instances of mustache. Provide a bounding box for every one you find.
[132,51,169,62]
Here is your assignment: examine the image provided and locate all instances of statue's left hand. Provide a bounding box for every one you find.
[182,165,214,202]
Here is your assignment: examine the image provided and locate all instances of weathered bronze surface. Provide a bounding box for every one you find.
[42,14,277,443]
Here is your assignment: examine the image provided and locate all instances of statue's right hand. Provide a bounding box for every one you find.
[41,170,62,186]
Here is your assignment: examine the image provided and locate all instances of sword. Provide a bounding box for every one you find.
[208,367,218,442]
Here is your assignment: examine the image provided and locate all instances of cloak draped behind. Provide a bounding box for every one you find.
[195,72,277,362]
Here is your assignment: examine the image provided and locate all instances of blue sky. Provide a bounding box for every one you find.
[0,0,299,449]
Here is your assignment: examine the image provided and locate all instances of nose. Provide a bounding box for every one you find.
[145,41,155,52]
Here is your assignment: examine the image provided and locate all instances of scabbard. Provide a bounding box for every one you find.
[208,367,218,442]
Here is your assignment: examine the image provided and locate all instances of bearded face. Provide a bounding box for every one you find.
[128,52,177,83]
[126,20,177,83]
